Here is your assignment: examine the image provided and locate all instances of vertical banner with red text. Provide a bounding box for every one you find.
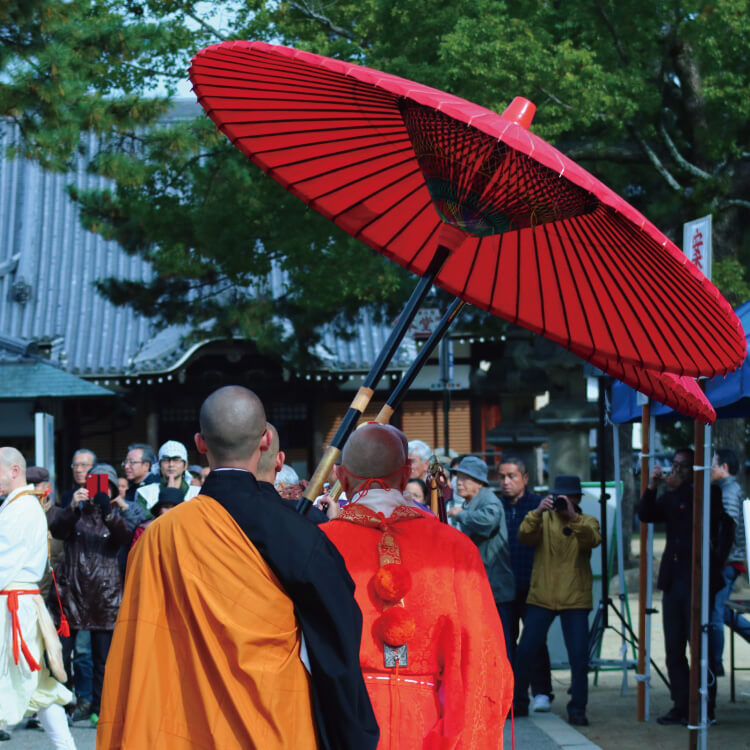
[683,214,712,282]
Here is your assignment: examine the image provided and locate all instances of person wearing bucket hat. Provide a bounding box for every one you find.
[513,474,601,726]
[448,456,515,660]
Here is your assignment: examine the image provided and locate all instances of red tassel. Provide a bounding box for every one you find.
[375,606,416,646]
[57,613,70,638]
[373,563,412,602]
[50,568,70,637]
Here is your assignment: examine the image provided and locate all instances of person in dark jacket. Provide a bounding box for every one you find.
[121,443,158,503]
[498,456,553,711]
[59,448,96,508]
[47,462,132,725]
[448,455,514,659]
[638,448,725,726]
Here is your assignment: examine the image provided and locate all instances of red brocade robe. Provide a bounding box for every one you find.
[323,496,513,749]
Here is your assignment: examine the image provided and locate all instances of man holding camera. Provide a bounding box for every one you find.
[513,475,601,726]
[639,449,726,725]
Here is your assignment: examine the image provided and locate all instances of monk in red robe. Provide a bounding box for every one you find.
[98,386,378,750]
[322,423,513,749]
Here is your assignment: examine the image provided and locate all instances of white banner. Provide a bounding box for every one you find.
[683,214,712,281]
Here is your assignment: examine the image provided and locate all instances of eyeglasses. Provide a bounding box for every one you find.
[121,459,145,467]
[71,462,93,470]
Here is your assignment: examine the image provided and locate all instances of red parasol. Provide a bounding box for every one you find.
[602,362,715,423]
[189,41,745,378]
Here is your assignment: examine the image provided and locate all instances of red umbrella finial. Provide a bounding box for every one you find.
[502,97,536,129]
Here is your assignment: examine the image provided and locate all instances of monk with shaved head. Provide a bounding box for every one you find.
[99,386,378,750]
[257,423,329,523]
[1,447,77,748]
[323,424,514,749]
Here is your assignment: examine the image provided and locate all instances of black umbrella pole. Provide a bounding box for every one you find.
[376,298,465,423]
[323,298,466,503]
[297,241,456,514]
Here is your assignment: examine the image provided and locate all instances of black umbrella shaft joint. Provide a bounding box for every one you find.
[298,242,454,514]
[385,298,465,410]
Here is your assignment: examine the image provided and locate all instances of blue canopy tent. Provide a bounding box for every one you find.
[612,299,750,422]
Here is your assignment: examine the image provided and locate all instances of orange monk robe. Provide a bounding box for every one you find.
[97,494,317,750]
[323,505,513,750]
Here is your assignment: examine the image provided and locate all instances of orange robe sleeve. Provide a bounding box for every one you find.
[96,495,318,750]
[432,531,514,748]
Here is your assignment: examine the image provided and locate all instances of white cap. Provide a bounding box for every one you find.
[158,440,188,462]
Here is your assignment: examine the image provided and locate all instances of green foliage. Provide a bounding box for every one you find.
[2,0,749,366]
[712,258,750,308]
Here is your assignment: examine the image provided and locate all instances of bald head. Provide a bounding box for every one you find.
[340,424,409,492]
[198,386,267,466]
[256,423,283,483]
[0,446,27,496]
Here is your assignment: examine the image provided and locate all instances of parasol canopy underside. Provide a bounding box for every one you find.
[189,41,745,379]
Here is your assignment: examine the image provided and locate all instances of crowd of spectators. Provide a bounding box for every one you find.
[2,428,746,740]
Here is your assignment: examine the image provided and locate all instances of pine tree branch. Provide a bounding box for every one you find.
[183,10,229,42]
[122,62,184,79]
[658,121,711,179]
[724,199,750,210]
[288,1,359,42]
[631,128,682,191]
[537,87,574,110]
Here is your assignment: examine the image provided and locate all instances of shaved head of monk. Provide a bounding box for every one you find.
[197,386,269,469]
[338,423,410,495]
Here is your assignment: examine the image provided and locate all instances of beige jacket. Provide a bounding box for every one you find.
[518,508,601,610]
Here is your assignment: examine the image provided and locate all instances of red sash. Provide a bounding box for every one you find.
[0,588,42,671]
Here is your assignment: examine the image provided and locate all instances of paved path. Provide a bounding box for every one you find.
[2,722,95,748]
[5,713,591,749]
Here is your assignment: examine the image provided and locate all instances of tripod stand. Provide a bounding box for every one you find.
[586,379,670,693]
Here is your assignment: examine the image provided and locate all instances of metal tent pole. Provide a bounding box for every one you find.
[644,413,656,720]
[701,425,711,750]
[688,419,707,749]
[696,423,712,749]
[637,403,655,721]
[613,423,630,695]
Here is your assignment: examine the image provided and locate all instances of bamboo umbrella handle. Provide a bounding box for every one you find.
[297,238,463,514]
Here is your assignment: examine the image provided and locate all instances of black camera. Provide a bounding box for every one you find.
[551,495,568,512]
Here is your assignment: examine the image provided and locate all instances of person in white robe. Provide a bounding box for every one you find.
[0,446,76,749]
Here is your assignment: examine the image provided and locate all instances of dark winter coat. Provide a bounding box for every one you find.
[638,482,725,596]
[46,500,132,630]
